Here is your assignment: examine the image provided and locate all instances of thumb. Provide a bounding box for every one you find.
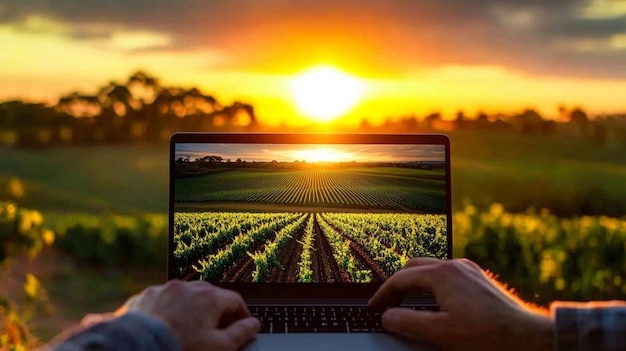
[382,308,448,343]
[218,317,261,349]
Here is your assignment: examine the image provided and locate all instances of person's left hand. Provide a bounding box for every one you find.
[120,280,260,351]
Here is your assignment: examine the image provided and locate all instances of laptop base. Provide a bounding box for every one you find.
[245,333,439,351]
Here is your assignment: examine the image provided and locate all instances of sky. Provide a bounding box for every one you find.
[1,0,626,126]
[175,143,446,163]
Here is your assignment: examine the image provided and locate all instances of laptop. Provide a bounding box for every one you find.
[168,133,452,351]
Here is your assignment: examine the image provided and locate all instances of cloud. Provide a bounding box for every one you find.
[108,31,172,51]
[546,17,626,39]
[580,0,626,19]
[2,0,625,79]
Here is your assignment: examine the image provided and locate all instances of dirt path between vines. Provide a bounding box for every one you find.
[348,242,387,282]
[323,218,388,283]
[270,217,306,282]
[312,215,348,283]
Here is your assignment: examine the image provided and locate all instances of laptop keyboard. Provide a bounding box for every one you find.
[250,305,439,333]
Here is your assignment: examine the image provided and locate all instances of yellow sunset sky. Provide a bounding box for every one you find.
[1,1,625,126]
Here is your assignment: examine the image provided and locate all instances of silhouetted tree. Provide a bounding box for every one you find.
[569,107,589,137]
[511,109,545,134]
[424,113,441,130]
[454,111,466,129]
[476,112,489,128]
[57,92,101,118]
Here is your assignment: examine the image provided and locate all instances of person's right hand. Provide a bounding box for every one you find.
[368,258,554,351]
[120,280,260,351]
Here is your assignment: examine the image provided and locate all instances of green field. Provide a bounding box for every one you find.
[2,130,624,218]
[449,130,626,217]
[2,130,625,217]
[0,143,169,214]
[175,167,446,213]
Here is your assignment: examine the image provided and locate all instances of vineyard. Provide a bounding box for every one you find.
[173,211,448,283]
[175,168,446,213]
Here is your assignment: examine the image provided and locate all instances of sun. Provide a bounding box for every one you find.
[290,148,353,163]
[290,65,363,122]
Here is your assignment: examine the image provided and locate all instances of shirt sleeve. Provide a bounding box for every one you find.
[552,301,626,351]
[45,311,181,351]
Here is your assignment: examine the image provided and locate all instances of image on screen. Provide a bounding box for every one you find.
[173,143,448,283]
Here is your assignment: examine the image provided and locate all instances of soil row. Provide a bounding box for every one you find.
[183,213,388,283]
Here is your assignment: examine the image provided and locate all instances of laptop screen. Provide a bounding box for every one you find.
[169,134,451,290]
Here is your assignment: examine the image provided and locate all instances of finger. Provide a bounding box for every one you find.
[382,307,449,344]
[403,257,442,269]
[212,289,252,327]
[369,266,436,309]
[120,294,142,313]
[214,316,260,350]
[81,313,115,326]
[188,280,213,288]
[460,259,492,282]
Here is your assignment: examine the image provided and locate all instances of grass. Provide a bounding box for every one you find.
[0,143,169,215]
[343,166,446,178]
[175,168,446,212]
[449,130,626,217]
[2,131,625,217]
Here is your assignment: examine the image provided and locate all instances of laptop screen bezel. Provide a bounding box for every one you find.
[168,133,452,298]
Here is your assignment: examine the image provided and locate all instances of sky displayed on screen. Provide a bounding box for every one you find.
[175,143,446,163]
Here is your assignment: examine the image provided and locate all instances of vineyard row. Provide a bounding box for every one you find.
[173,211,448,282]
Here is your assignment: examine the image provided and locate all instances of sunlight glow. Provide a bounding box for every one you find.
[3,13,626,125]
[110,31,172,51]
[290,66,363,122]
[289,148,354,163]
[610,34,626,50]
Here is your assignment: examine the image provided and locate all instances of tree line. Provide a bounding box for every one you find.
[1,71,625,148]
[0,71,257,148]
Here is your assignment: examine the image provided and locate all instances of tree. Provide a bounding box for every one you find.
[56,92,101,118]
[512,109,545,134]
[197,155,224,163]
[3,70,262,147]
[569,107,589,137]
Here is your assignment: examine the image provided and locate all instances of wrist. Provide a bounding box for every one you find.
[125,311,182,348]
[516,310,554,351]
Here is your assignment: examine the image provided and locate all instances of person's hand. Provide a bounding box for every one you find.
[119,280,260,351]
[368,258,553,351]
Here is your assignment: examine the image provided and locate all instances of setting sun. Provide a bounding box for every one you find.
[289,147,354,163]
[290,66,363,122]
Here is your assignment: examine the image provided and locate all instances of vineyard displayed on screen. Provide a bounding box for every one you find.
[173,143,448,283]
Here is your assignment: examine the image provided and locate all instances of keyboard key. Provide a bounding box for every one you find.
[348,328,370,333]
[252,305,437,333]
[273,322,285,334]
[313,326,345,333]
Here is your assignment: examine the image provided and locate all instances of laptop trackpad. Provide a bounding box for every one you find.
[245,333,439,351]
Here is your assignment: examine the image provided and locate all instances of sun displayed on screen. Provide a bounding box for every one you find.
[290,148,353,163]
[290,65,363,122]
